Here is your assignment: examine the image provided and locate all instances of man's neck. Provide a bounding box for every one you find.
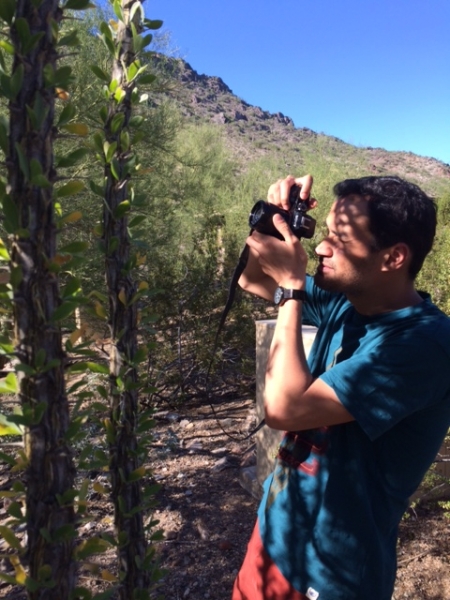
[348,285,423,316]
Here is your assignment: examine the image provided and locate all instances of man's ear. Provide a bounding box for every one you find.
[381,243,411,272]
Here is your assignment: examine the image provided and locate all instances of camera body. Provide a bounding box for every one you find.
[249,184,316,240]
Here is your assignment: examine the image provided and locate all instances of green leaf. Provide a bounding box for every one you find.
[10,64,24,98]
[75,536,111,560]
[110,113,125,133]
[137,73,156,85]
[60,241,89,254]
[51,301,78,322]
[56,181,85,197]
[6,501,24,520]
[53,66,74,89]
[110,158,120,180]
[99,21,113,40]
[90,65,110,83]
[14,18,31,49]
[14,19,45,55]
[15,363,36,376]
[92,132,105,156]
[57,103,76,127]
[113,200,130,219]
[14,142,29,179]
[68,361,109,375]
[57,29,80,47]
[0,40,14,55]
[60,210,82,224]
[62,277,81,298]
[144,19,163,30]
[1,193,20,233]
[53,524,77,542]
[100,34,116,57]
[89,180,104,197]
[64,0,94,10]
[128,215,146,228]
[30,159,51,188]
[28,92,49,131]
[0,0,16,25]
[56,147,89,168]
[103,140,117,163]
[128,115,144,128]
[113,87,126,103]
[71,587,93,600]
[128,465,146,482]
[0,450,16,465]
[0,74,13,100]
[0,372,18,394]
[0,525,22,551]
[0,413,23,436]
[61,122,89,136]
[129,1,143,22]
[112,0,123,22]
[0,116,8,154]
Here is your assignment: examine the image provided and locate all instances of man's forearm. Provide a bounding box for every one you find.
[238,245,278,301]
[264,299,313,428]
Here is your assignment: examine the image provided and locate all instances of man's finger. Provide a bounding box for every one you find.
[273,214,294,241]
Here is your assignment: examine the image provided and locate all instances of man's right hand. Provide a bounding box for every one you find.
[238,174,315,301]
[267,174,315,211]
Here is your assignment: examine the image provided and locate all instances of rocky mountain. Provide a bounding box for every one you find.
[153,56,450,197]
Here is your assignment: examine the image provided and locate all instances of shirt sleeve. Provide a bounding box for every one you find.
[303,275,343,328]
[320,333,450,440]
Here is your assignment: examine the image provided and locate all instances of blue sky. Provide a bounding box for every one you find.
[149,0,450,165]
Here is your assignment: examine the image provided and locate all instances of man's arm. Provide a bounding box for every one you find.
[238,246,278,301]
[243,174,353,431]
[264,298,354,430]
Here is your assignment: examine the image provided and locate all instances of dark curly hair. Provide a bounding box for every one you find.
[333,176,437,279]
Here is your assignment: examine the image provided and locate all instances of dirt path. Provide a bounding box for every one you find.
[1,395,450,599]
[150,397,450,600]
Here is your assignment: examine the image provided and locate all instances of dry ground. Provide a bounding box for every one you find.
[1,395,450,599]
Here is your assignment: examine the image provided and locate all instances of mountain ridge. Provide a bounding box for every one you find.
[154,56,450,195]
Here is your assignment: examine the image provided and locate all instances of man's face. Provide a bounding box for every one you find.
[314,195,383,296]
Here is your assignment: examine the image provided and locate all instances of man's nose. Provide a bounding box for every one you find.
[315,239,332,256]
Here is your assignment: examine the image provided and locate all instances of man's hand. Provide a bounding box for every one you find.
[267,174,316,211]
[246,213,308,289]
[239,174,316,300]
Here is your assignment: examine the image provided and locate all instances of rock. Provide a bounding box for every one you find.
[196,520,210,541]
[166,412,180,422]
[185,439,203,453]
[238,466,262,500]
[211,447,227,456]
[212,456,238,472]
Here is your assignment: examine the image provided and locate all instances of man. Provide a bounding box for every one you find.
[232,174,450,600]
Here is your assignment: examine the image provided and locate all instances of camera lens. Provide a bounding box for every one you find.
[249,201,267,228]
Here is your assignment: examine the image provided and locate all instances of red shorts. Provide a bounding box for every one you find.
[232,520,308,600]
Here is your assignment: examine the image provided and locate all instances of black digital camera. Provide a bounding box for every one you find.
[248,184,316,240]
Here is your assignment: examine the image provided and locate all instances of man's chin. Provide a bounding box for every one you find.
[314,271,338,292]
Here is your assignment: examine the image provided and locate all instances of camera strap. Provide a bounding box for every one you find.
[207,233,267,441]
[212,239,250,352]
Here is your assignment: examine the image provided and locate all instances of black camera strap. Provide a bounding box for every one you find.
[206,233,267,441]
[212,239,250,353]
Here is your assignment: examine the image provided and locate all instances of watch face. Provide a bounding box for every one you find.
[274,287,284,305]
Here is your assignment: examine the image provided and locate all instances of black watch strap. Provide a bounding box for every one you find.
[274,286,307,306]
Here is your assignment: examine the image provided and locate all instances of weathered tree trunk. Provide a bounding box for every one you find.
[103,1,150,596]
[7,1,76,598]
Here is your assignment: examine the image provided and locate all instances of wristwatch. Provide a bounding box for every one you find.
[273,286,307,307]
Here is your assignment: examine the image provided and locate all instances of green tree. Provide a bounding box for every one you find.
[0,0,86,596]
[95,1,164,596]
